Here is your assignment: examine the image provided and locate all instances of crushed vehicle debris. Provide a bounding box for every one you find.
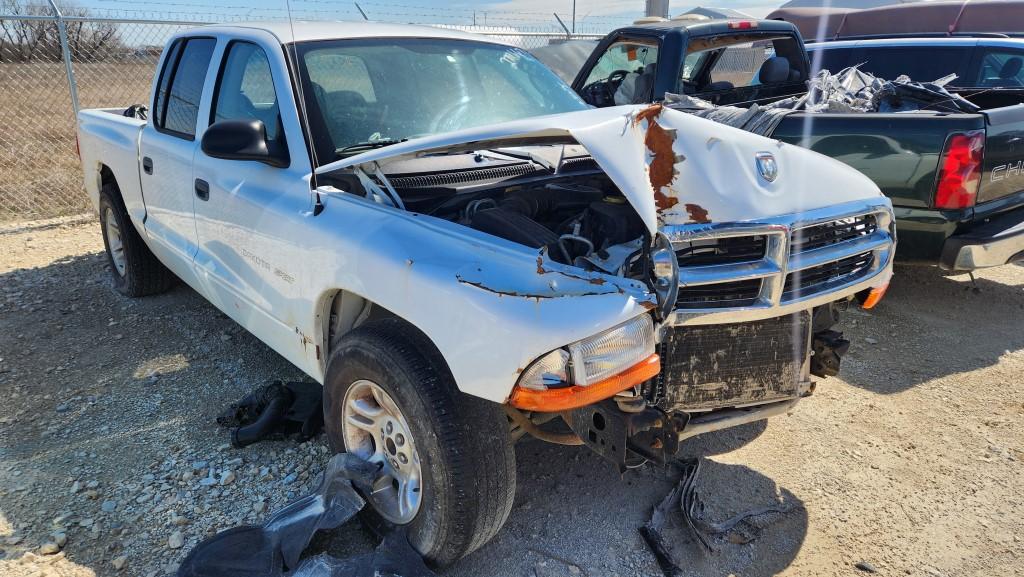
[664,66,982,139]
[78,20,894,566]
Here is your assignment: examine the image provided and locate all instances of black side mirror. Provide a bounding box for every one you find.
[201,119,289,168]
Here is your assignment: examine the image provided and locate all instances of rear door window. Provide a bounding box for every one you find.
[974,49,1024,87]
[158,37,216,138]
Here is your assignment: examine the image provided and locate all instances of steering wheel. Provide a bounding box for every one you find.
[581,69,632,107]
[430,97,473,133]
[606,69,631,93]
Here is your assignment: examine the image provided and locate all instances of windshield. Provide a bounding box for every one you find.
[295,38,588,162]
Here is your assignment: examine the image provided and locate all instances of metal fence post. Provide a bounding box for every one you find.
[47,0,81,115]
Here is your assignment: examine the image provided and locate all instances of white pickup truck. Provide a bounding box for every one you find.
[77,22,895,565]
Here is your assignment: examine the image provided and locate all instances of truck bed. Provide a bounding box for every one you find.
[768,101,1024,261]
[77,108,147,224]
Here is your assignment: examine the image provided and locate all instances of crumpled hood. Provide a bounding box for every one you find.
[316,104,884,234]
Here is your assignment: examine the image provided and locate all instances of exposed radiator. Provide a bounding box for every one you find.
[647,312,811,412]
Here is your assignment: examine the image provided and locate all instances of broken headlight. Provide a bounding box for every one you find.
[510,314,659,411]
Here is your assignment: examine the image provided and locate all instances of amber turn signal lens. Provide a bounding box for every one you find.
[861,283,889,309]
[509,354,661,412]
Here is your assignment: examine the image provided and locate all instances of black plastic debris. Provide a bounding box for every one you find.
[217,381,324,447]
[640,458,799,577]
[177,453,436,577]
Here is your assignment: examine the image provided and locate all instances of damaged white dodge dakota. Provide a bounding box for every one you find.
[76,22,895,565]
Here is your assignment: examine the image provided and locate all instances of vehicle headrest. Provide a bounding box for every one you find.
[1000,57,1023,79]
[326,90,368,108]
[643,62,657,75]
[758,56,791,84]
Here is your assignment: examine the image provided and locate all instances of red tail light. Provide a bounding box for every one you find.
[727,20,758,29]
[934,130,984,210]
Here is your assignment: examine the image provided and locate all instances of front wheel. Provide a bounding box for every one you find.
[323,319,516,566]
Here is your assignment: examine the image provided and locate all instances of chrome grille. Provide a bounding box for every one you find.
[783,251,874,299]
[676,235,767,266]
[663,200,895,326]
[676,278,762,309]
[791,214,877,254]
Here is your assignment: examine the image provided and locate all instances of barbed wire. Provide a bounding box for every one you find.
[2,0,637,29]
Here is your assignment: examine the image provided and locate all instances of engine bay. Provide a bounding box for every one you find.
[447,178,647,274]
[325,155,651,278]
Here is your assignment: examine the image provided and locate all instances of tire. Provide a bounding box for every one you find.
[323,318,516,566]
[98,182,174,297]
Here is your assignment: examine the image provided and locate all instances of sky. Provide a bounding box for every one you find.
[75,0,789,29]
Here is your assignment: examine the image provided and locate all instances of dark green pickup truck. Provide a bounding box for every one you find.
[561,18,1024,271]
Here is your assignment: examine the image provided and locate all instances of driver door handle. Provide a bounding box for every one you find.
[195,178,209,201]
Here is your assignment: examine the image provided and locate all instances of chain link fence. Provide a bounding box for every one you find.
[0,6,607,225]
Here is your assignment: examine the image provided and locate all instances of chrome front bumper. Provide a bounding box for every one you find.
[661,199,896,327]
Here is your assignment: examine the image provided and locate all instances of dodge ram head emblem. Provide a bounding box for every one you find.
[756,152,778,182]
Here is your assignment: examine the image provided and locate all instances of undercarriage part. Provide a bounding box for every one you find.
[648,312,811,412]
[566,401,684,471]
[216,381,324,448]
[811,299,848,333]
[676,399,798,442]
[614,388,647,413]
[810,329,850,378]
[503,406,583,446]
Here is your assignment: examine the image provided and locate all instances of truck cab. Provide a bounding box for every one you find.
[573,19,809,108]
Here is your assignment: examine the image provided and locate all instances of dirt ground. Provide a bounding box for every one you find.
[0,220,1021,577]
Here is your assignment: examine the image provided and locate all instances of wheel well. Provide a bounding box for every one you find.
[320,290,454,382]
[99,165,115,185]
[98,165,124,203]
[322,290,399,355]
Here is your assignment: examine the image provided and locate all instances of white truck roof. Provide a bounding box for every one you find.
[200,20,506,45]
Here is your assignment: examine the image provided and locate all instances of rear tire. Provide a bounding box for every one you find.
[323,318,516,566]
[98,182,174,297]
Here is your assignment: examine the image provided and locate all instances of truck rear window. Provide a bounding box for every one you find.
[154,37,216,138]
[846,47,972,84]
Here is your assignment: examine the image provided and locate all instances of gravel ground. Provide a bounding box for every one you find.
[1,220,1021,577]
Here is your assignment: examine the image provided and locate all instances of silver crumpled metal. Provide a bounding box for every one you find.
[665,65,981,137]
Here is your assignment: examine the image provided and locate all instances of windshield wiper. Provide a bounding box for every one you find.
[335,138,408,157]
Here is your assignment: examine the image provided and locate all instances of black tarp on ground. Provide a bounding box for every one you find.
[176,453,436,577]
